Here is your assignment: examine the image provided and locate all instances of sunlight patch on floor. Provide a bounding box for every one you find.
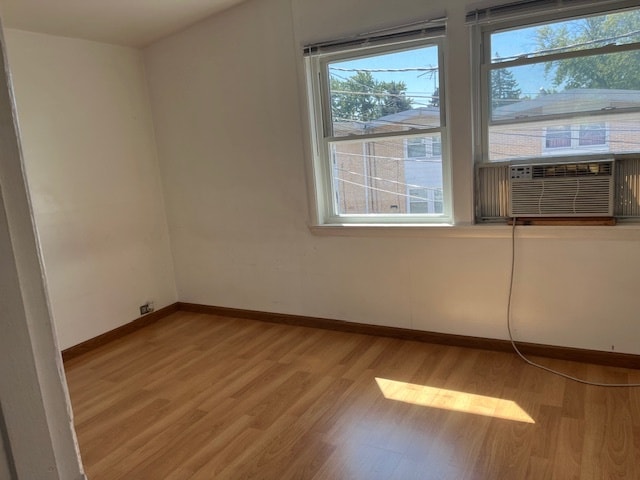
[375,377,535,424]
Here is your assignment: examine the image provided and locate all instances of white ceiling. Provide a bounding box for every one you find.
[0,0,247,48]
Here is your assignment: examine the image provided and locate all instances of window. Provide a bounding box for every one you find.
[433,189,444,213]
[408,187,444,214]
[406,136,443,160]
[408,188,429,213]
[305,32,450,224]
[543,123,608,152]
[545,126,571,150]
[432,136,442,157]
[407,138,428,159]
[478,6,640,163]
[473,2,640,222]
[579,123,607,147]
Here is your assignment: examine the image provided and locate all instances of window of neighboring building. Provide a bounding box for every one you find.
[408,188,429,213]
[408,187,444,214]
[543,123,608,151]
[305,30,450,225]
[432,136,442,157]
[433,189,444,213]
[579,123,607,147]
[407,138,428,159]
[477,5,640,163]
[545,126,572,149]
[406,136,443,160]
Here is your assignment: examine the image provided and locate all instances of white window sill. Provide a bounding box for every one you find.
[309,222,640,240]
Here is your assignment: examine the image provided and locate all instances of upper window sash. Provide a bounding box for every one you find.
[312,37,446,143]
[481,10,640,125]
[474,3,640,163]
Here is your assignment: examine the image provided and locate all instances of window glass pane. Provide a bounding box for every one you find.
[406,136,441,159]
[408,188,429,213]
[491,9,640,64]
[406,138,428,158]
[433,189,444,214]
[545,126,571,149]
[579,123,606,146]
[432,137,442,156]
[330,134,443,215]
[328,44,440,137]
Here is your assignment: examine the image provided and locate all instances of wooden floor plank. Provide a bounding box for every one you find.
[64,312,640,479]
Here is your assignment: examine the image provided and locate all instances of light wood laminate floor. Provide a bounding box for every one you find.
[64,312,640,479]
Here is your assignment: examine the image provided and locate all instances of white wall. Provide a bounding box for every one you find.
[4,30,177,350]
[143,0,640,355]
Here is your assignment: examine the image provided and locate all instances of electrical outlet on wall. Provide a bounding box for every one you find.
[140,301,155,315]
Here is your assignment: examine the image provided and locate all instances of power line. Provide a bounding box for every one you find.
[330,66,439,73]
[331,90,435,99]
[492,27,640,63]
[333,149,443,164]
[335,166,443,192]
[336,177,442,202]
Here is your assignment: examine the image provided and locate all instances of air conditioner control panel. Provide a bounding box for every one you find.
[510,165,532,180]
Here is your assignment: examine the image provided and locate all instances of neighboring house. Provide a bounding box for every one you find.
[489,89,640,162]
[333,107,444,215]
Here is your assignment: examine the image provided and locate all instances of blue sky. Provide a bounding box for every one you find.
[329,28,552,105]
[329,44,440,108]
[490,26,553,97]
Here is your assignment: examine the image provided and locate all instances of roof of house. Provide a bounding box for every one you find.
[492,88,640,121]
[332,106,441,135]
[332,89,640,136]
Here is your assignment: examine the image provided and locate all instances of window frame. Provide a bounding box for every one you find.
[475,4,640,165]
[305,34,452,225]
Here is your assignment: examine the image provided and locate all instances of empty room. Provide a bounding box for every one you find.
[2,0,640,478]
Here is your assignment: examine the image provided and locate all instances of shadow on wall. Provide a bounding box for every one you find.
[0,404,17,479]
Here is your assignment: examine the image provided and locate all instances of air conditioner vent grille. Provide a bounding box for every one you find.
[531,162,612,179]
[509,160,614,217]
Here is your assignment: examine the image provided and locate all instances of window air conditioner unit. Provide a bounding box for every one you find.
[509,160,614,217]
